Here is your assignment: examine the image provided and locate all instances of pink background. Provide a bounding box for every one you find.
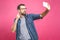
[0,0,60,40]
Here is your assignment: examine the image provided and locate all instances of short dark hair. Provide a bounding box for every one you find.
[17,4,25,10]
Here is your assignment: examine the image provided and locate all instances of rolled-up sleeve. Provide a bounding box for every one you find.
[30,14,42,20]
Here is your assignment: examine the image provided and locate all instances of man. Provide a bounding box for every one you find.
[11,2,50,40]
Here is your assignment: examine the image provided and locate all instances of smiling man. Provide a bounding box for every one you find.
[11,2,50,40]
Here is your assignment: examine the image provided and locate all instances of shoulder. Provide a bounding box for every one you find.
[26,13,33,16]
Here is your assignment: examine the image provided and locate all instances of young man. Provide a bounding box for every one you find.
[11,2,50,40]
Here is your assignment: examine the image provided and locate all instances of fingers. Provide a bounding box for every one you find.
[43,2,50,10]
[16,13,20,19]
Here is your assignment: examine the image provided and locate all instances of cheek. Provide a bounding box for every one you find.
[21,10,24,12]
[21,10,25,12]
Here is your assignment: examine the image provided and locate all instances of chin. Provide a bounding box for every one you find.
[21,13,26,15]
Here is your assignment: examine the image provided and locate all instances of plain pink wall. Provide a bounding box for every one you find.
[0,0,60,40]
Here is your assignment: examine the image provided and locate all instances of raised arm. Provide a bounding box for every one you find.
[40,2,50,18]
[11,14,20,32]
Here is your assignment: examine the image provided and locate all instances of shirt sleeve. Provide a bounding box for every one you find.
[30,14,43,20]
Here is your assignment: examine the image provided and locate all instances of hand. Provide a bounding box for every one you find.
[43,2,50,10]
[15,13,20,22]
[16,13,20,19]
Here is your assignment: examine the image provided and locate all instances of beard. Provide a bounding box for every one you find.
[21,12,26,16]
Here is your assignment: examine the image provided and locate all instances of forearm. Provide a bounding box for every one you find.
[11,19,18,32]
[41,8,49,18]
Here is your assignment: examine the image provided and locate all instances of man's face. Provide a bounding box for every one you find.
[19,6,26,15]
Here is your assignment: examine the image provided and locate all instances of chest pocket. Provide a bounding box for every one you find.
[26,17,33,24]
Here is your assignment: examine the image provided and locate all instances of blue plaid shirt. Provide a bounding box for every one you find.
[15,13,42,40]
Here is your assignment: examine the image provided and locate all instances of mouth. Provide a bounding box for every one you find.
[21,12,26,15]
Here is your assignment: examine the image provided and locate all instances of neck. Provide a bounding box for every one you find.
[19,13,26,18]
